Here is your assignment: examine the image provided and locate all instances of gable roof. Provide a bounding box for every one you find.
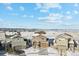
[56,33,73,40]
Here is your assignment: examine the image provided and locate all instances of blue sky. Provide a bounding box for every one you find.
[0,3,79,29]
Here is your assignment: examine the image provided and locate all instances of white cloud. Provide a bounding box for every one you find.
[0,18,3,22]
[45,19,62,23]
[36,3,42,9]
[6,6,13,10]
[36,3,61,12]
[42,3,61,9]
[66,11,71,14]
[65,16,72,20]
[47,14,64,22]
[4,3,13,11]
[38,13,63,23]
[38,13,72,23]
[22,15,34,18]
[22,14,27,18]
[49,13,63,18]
[40,9,48,12]
[19,6,25,11]
[74,10,78,14]
[74,3,79,7]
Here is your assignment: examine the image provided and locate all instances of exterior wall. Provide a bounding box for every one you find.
[55,38,68,56]
[32,35,48,48]
[11,38,26,49]
[40,41,48,48]
[55,33,73,56]
[0,31,5,41]
[56,37,68,47]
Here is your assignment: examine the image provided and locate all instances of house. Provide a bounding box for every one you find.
[32,31,48,49]
[11,32,26,49]
[55,33,74,56]
[0,31,5,41]
[5,31,26,50]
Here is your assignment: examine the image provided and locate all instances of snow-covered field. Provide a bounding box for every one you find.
[3,47,79,56]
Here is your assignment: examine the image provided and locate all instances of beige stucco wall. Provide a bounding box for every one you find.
[32,35,48,48]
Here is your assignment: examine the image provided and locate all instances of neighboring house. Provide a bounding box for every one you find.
[11,37,26,49]
[11,32,26,49]
[32,31,48,48]
[55,33,74,56]
[5,31,26,49]
[0,31,5,41]
[55,33,73,47]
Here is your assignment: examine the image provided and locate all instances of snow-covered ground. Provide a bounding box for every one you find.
[3,47,79,56]
[67,51,79,56]
[22,47,40,56]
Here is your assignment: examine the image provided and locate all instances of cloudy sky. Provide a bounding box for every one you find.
[0,3,79,29]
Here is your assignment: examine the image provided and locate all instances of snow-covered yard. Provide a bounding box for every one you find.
[3,47,79,56]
